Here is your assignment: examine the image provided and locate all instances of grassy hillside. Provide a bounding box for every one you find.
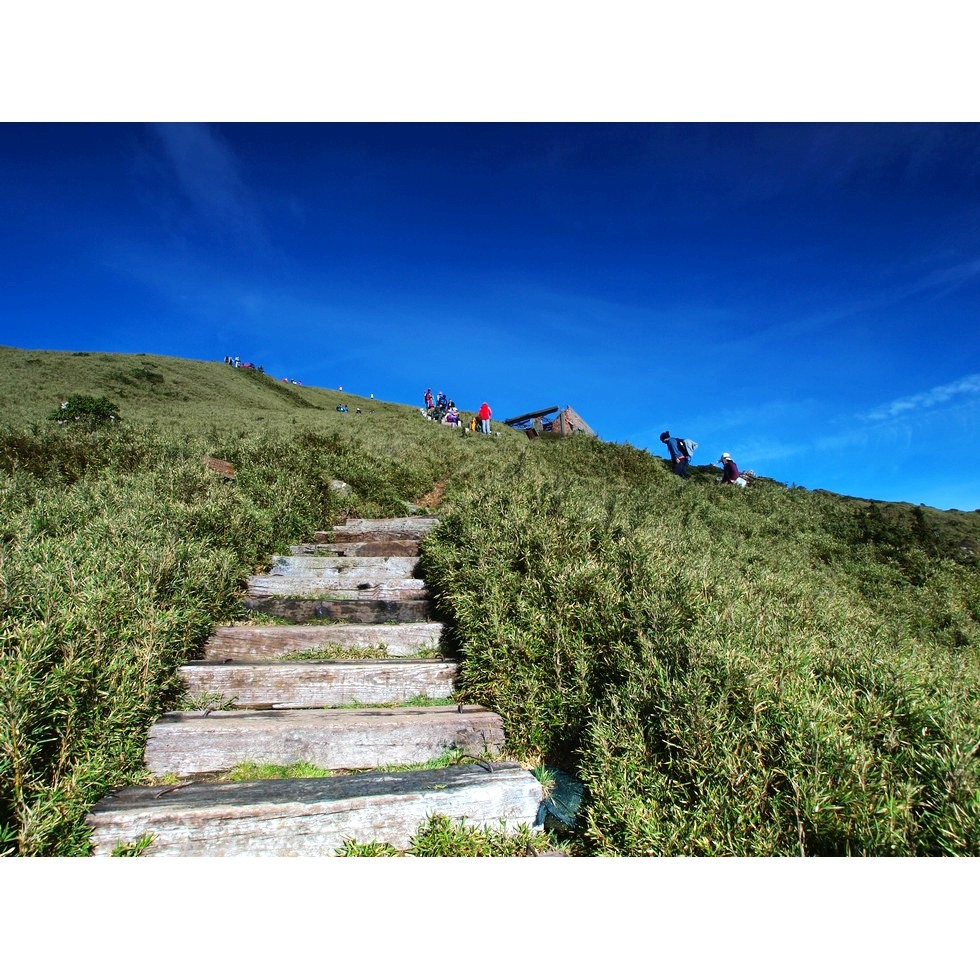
[1,345,977,855]
[0,344,460,431]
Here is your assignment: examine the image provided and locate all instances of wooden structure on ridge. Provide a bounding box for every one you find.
[502,405,595,439]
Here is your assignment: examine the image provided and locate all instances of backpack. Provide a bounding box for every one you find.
[677,437,697,458]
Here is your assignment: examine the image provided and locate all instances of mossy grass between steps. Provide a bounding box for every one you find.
[280,642,393,660]
[140,746,503,787]
[278,642,446,661]
[337,813,575,857]
[325,695,457,709]
[221,747,476,781]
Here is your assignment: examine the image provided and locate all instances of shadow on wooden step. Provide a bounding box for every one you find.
[87,763,543,856]
[243,597,436,624]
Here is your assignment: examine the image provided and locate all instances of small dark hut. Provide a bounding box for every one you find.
[502,405,595,439]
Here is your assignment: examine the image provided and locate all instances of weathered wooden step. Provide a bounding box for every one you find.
[327,523,439,545]
[203,623,446,662]
[243,596,435,623]
[181,659,458,709]
[330,530,432,544]
[86,762,543,856]
[292,539,421,557]
[335,517,439,533]
[143,705,505,776]
[315,517,438,543]
[246,575,428,600]
[266,555,420,577]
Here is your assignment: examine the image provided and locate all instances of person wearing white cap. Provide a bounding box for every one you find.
[719,452,747,487]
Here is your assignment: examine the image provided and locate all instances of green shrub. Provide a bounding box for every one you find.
[48,394,121,430]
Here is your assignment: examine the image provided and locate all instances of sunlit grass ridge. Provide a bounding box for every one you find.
[1,346,977,855]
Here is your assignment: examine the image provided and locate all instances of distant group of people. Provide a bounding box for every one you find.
[221,355,315,385]
[660,430,750,487]
[422,388,460,425]
[224,355,264,372]
[421,388,493,434]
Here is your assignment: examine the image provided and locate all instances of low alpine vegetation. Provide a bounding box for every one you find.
[1,346,977,856]
[422,436,980,855]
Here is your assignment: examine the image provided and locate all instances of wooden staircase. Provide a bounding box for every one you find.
[86,516,543,856]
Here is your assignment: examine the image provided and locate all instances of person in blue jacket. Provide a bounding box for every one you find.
[660,430,689,479]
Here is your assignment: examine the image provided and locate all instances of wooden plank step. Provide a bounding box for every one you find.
[315,518,439,544]
[180,659,458,709]
[291,540,421,557]
[86,763,543,856]
[336,517,440,532]
[203,623,446,662]
[246,576,429,600]
[266,555,420,577]
[143,705,505,776]
[330,529,434,544]
[242,596,435,623]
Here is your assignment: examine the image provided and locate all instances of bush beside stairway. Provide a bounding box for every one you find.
[86,516,544,856]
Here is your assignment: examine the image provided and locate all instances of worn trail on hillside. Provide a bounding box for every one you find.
[86,516,543,856]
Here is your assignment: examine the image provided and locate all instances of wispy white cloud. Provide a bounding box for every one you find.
[861,372,980,422]
[148,123,266,247]
[909,256,980,301]
[739,253,980,350]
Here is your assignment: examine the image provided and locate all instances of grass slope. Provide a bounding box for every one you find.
[1,345,977,856]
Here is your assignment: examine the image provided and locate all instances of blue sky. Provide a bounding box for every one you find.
[3,122,979,511]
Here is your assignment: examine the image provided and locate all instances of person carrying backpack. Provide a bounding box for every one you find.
[660,430,693,479]
[478,401,492,434]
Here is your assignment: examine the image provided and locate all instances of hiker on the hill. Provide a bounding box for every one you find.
[424,388,434,409]
[444,405,459,427]
[436,391,448,411]
[660,430,689,479]
[718,452,748,487]
[478,401,492,434]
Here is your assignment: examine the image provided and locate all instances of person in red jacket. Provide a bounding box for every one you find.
[478,401,492,434]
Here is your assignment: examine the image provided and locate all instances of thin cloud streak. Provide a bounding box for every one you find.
[744,253,980,346]
[862,372,980,422]
[148,123,266,248]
